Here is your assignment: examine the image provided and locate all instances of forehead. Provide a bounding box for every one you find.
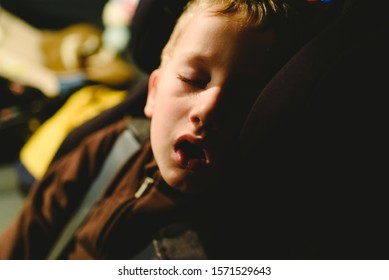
[172,9,276,78]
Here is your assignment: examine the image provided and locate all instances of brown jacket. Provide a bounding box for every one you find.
[0,118,206,259]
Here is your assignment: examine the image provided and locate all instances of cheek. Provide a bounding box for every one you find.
[155,91,188,119]
[150,98,180,136]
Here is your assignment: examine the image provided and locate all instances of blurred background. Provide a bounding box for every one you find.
[0,0,144,231]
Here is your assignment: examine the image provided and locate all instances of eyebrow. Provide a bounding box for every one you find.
[179,52,215,68]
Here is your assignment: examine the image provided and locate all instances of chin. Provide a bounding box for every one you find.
[162,169,189,191]
[159,163,218,193]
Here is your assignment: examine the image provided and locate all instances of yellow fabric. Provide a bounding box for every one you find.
[20,85,127,179]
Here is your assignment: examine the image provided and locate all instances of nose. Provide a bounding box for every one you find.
[189,87,221,131]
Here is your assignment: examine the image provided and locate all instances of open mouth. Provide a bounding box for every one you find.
[174,136,210,170]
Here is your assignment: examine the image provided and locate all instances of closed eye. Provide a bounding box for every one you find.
[177,74,207,89]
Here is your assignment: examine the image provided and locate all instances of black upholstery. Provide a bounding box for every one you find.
[129,0,189,74]
[214,0,389,259]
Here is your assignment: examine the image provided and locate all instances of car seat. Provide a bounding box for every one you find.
[213,0,389,259]
[41,0,388,259]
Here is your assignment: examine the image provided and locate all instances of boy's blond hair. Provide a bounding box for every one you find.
[160,0,293,68]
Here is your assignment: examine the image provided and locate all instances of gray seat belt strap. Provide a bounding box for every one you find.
[47,119,146,260]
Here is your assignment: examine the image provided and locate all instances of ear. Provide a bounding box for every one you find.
[144,69,160,118]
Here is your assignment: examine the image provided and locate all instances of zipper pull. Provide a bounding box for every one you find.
[134,176,154,198]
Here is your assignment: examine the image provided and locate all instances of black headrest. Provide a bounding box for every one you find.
[226,0,389,259]
[129,0,189,74]
[128,0,344,75]
[240,0,387,158]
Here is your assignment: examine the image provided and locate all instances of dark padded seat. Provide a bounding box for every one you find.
[216,0,389,259]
